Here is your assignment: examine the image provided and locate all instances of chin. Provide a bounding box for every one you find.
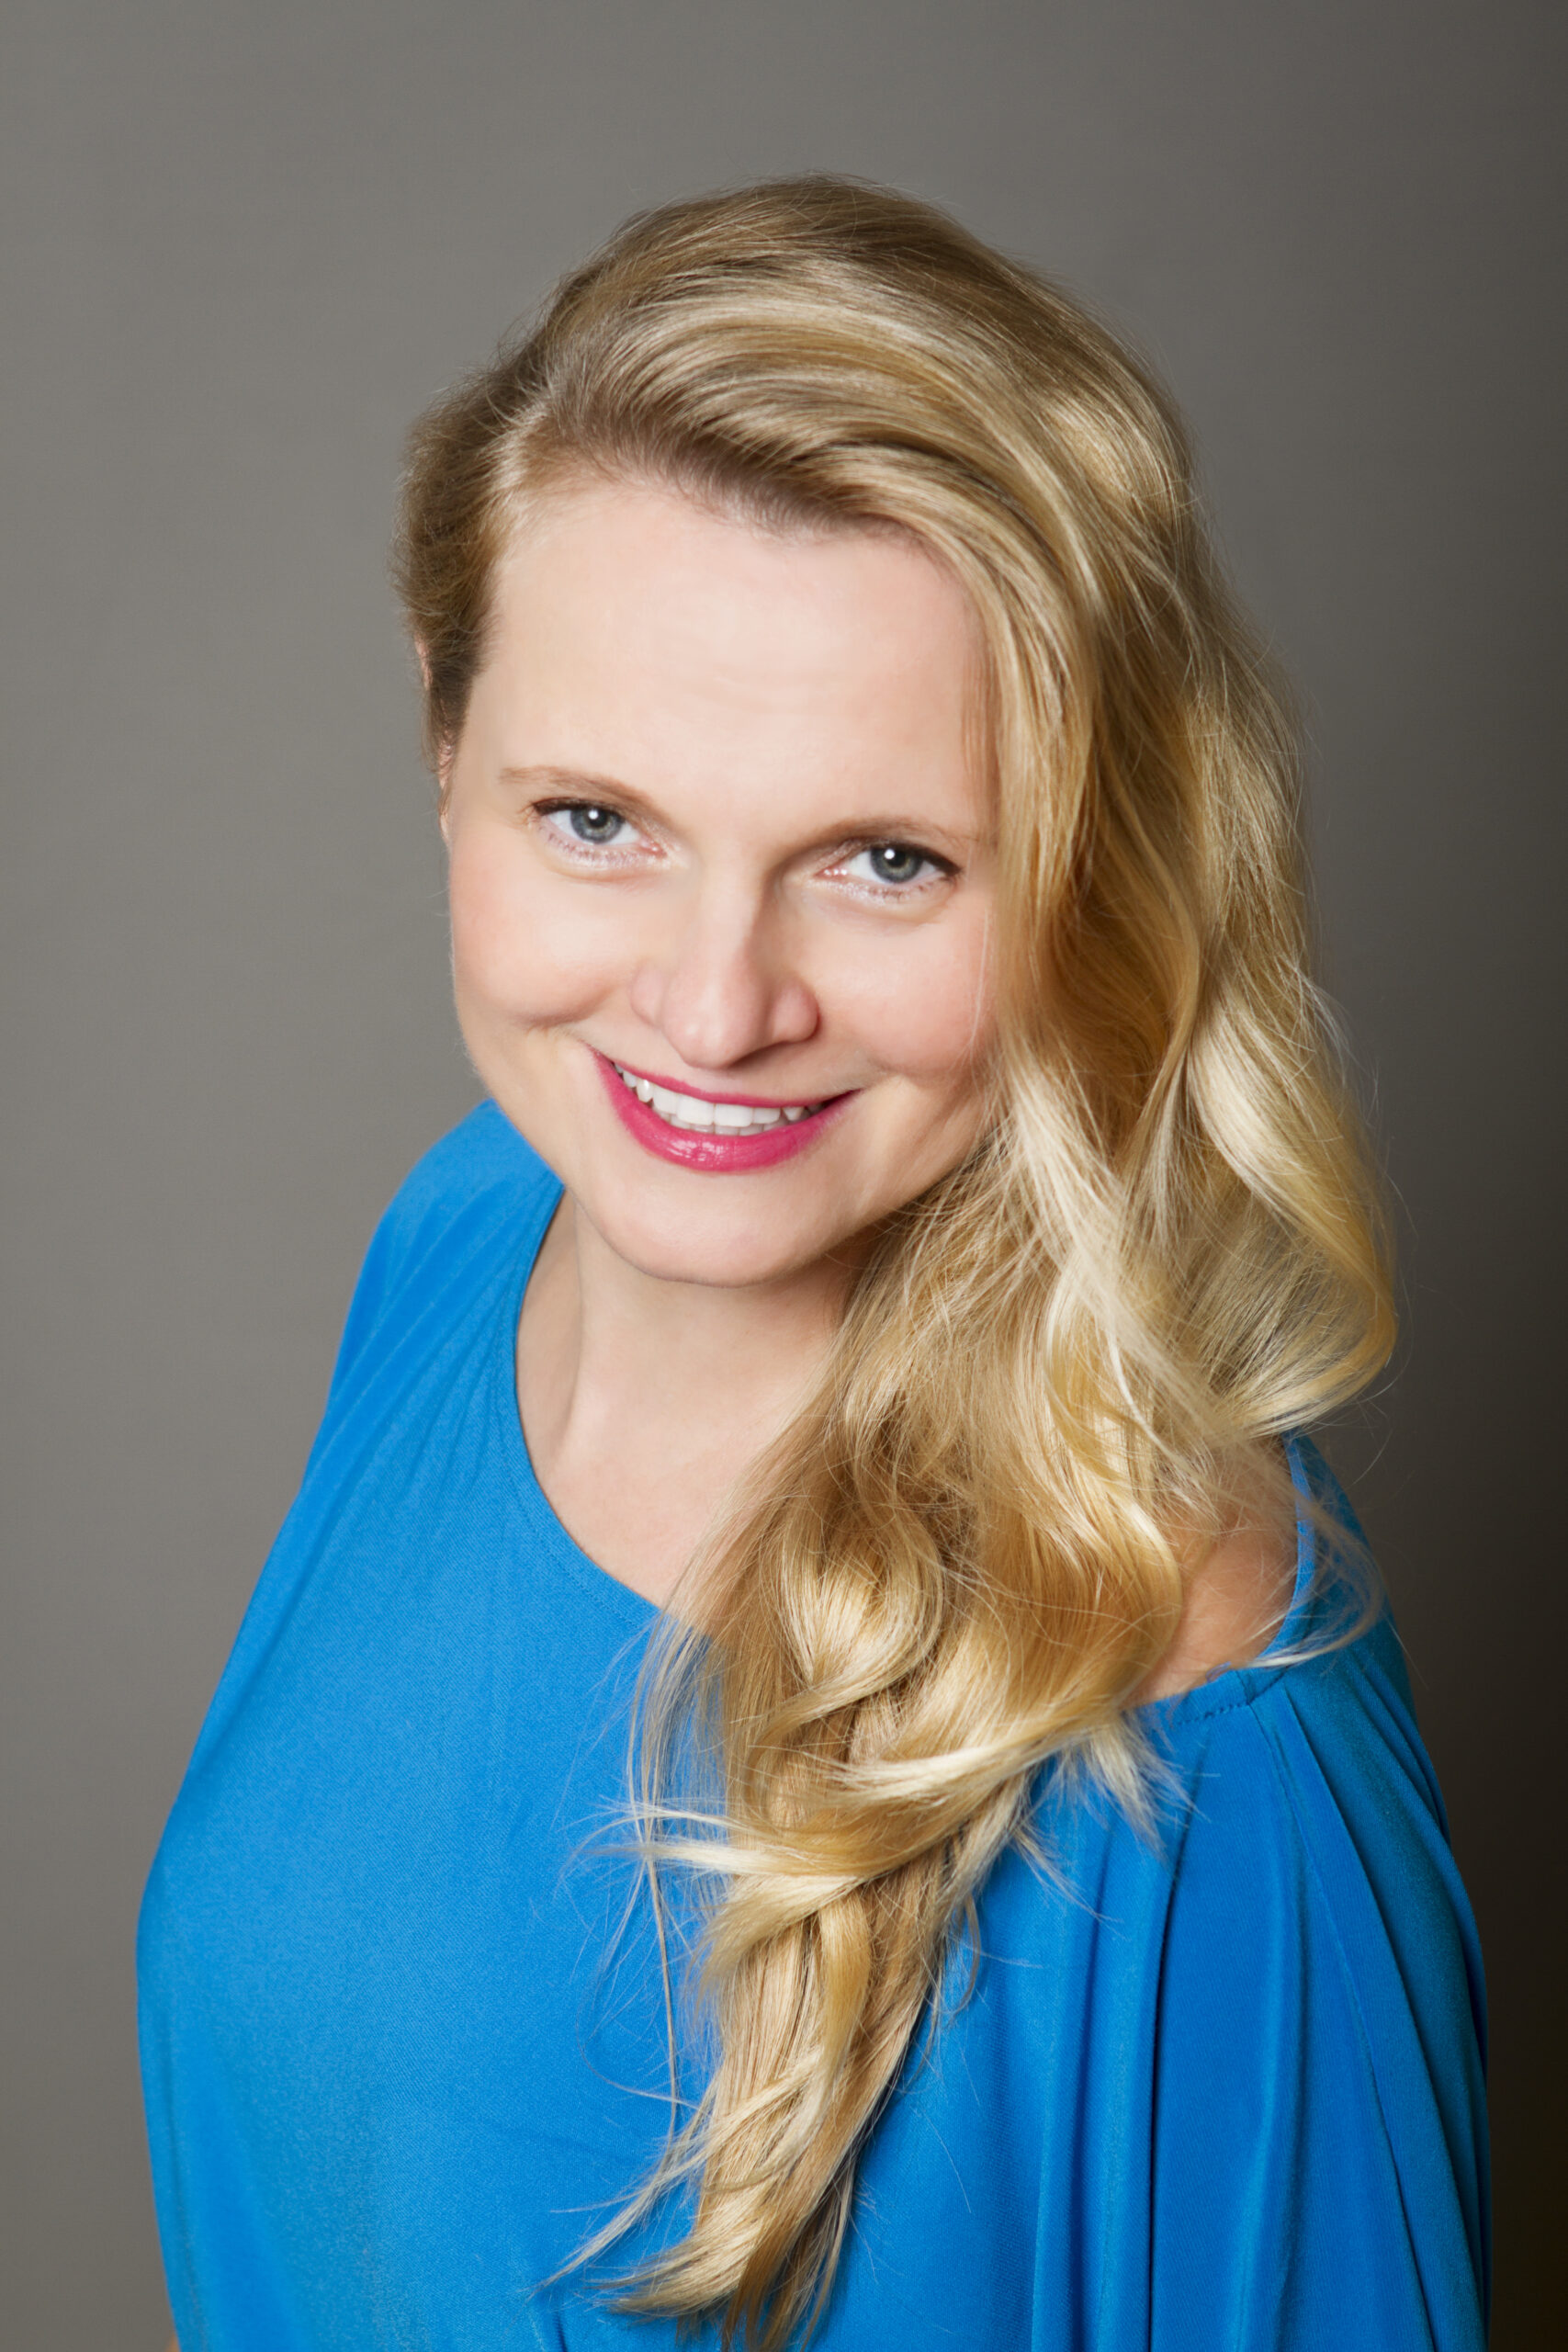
[588,1196,855,1292]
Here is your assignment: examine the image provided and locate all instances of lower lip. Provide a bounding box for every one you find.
[592,1053,852,1171]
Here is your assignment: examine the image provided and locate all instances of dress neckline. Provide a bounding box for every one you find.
[492,1172,660,1636]
[492,1161,1336,1713]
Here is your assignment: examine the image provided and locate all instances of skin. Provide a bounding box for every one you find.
[436,475,1292,1668]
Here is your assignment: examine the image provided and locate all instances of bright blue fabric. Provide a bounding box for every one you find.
[139,1103,1489,2350]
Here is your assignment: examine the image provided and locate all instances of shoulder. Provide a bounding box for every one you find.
[326,1102,559,1398]
[1046,1571,1485,2335]
[372,1100,554,1265]
[1139,1638,1489,2338]
[1016,1432,1485,2132]
[1156,1620,1479,2000]
[1144,1433,1471,1967]
[1130,1520,1297,1702]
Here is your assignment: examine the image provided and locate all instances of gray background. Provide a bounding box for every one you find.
[4,2,1562,2343]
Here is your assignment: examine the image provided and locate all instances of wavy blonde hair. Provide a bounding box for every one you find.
[397,176,1394,2347]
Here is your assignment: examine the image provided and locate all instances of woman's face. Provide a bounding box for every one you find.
[441,478,996,1292]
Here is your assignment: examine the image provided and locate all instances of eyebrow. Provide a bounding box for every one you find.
[500,765,663,821]
[497,765,983,859]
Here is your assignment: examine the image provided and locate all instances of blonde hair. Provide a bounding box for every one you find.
[397,176,1394,2348]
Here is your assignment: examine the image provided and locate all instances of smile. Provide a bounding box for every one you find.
[592,1050,851,1171]
[609,1062,826,1136]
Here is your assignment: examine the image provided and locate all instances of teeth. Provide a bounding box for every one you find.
[613,1063,821,1136]
[650,1081,711,1128]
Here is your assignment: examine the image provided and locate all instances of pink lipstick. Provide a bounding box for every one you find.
[592,1050,852,1172]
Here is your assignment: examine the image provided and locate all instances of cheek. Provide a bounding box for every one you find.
[834,918,995,1088]
[447,835,624,1027]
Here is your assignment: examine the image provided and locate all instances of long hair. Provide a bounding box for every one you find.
[396,175,1394,2347]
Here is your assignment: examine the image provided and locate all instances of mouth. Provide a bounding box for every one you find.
[607,1060,829,1137]
[591,1050,852,1171]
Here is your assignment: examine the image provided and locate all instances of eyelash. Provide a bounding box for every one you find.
[536,802,648,857]
[835,843,950,893]
[533,800,953,895]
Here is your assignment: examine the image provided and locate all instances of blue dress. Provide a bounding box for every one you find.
[138,1105,1489,2349]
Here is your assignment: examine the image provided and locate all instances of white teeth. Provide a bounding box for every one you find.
[649,1081,712,1128]
[612,1062,822,1136]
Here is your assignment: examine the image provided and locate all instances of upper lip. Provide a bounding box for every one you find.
[595,1049,850,1110]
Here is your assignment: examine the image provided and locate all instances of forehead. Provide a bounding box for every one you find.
[468,479,985,829]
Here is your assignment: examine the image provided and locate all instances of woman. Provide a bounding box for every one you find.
[139,178,1488,2350]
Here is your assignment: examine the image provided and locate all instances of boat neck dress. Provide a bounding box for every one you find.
[138,1103,1490,2350]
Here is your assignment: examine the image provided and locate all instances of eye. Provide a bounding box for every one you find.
[536,800,650,856]
[549,802,627,844]
[840,842,946,889]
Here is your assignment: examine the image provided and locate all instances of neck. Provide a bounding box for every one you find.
[517,1194,854,1606]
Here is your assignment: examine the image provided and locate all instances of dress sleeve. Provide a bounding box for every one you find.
[1147,1645,1489,2352]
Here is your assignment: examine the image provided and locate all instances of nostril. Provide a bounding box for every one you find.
[626,915,820,1065]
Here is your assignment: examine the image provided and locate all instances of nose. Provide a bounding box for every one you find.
[626,883,818,1070]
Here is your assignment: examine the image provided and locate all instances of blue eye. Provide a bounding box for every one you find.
[539,802,643,853]
[846,842,939,888]
[563,804,624,843]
